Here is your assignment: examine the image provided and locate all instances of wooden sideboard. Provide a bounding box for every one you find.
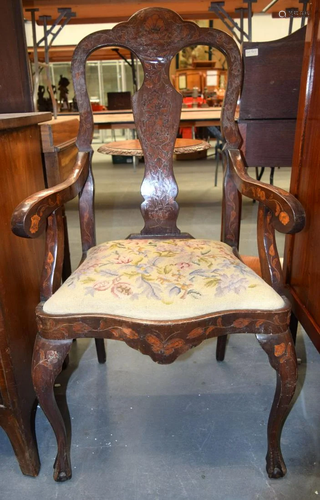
[39,116,79,281]
[239,26,306,172]
[0,112,50,475]
[39,116,79,185]
[174,67,227,95]
[284,0,320,352]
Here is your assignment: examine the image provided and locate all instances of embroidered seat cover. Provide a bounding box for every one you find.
[43,239,285,320]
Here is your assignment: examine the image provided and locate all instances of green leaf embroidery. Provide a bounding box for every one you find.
[204,278,219,288]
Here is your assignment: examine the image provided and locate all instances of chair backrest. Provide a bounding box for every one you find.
[72,7,242,237]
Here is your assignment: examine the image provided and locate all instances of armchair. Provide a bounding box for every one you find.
[12,7,305,482]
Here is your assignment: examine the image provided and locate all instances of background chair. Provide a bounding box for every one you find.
[12,7,305,483]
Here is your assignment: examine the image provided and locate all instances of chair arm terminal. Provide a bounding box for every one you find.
[228,149,305,234]
[11,151,89,239]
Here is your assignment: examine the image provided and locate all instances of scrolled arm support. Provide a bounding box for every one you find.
[11,152,90,239]
[228,149,305,234]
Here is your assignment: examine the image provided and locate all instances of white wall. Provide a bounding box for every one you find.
[24,12,304,47]
[249,13,302,42]
[24,21,116,47]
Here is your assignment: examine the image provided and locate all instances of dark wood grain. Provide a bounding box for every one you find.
[284,0,320,352]
[39,117,79,284]
[11,7,305,482]
[11,152,90,239]
[256,330,297,478]
[35,302,291,363]
[0,112,51,130]
[0,1,34,113]
[238,120,297,168]
[227,149,305,234]
[257,203,284,293]
[239,27,305,175]
[240,27,306,120]
[221,153,242,248]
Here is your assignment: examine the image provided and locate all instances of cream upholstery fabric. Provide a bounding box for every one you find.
[43,239,285,320]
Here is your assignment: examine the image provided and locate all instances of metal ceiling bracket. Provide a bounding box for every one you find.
[243,0,257,42]
[235,8,248,44]
[299,0,310,27]
[27,8,76,117]
[286,7,299,34]
[209,0,257,42]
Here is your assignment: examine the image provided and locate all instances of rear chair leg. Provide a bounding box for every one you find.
[32,334,73,482]
[216,335,228,361]
[95,338,107,363]
[256,329,297,479]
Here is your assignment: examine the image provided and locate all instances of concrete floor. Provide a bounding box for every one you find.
[1,149,320,499]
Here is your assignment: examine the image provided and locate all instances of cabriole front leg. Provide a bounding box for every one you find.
[32,334,73,482]
[256,329,297,479]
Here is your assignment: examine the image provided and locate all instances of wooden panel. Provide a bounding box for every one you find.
[284,0,320,351]
[57,144,79,183]
[0,115,46,475]
[0,1,33,112]
[0,125,45,390]
[0,309,12,408]
[40,117,79,153]
[0,112,51,131]
[240,26,306,120]
[40,117,79,186]
[239,120,296,168]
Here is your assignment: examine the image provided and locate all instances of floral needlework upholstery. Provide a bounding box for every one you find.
[43,239,285,320]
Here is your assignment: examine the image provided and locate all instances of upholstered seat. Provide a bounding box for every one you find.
[44,239,285,320]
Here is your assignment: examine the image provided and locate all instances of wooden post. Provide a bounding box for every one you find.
[0,0,34,112]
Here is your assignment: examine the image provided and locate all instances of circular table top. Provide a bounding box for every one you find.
[98,138,211,157]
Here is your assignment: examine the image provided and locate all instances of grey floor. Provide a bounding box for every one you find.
[1,147,320,499]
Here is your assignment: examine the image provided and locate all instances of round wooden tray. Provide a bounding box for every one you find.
[98,138,210,157]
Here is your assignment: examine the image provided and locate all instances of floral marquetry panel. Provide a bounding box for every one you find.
[72,7,242,235]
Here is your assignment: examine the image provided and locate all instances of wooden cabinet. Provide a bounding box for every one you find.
[239,27,305,170]
[0,112,50,475]
[39,116,79,185]
[284,1,320,352]
[174,67,227,94]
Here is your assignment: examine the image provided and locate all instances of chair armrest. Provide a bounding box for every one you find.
[11,151,90,238]
[228,149,305,234]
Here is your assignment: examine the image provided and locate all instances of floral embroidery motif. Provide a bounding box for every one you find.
[43,239,285,320]
[65,239,257,302]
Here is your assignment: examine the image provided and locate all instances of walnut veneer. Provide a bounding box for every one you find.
[0,112,50,475]
[284,0,320,352]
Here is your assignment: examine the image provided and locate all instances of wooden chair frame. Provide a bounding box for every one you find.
[12,8,305,482]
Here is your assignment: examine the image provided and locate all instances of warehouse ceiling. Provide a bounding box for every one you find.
[22,0,302,24]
